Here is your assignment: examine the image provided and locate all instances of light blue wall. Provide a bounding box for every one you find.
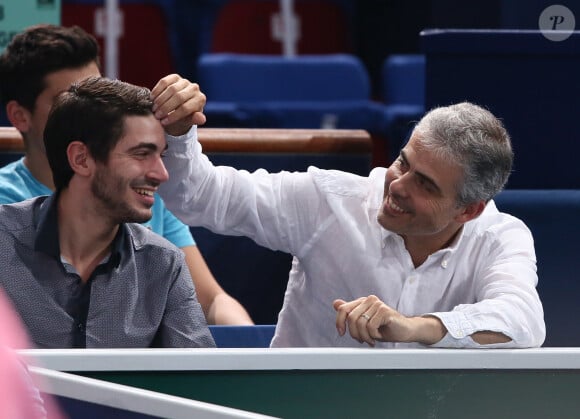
[0,0,61,53]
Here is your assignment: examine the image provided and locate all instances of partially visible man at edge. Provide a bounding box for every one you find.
[0,24,253,325]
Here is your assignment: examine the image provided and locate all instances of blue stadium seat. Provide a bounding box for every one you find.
[198,53,370,102]
[197,53,391,155]
[381,54,425,108]
[209,325,275,347]
[380,54,426,161]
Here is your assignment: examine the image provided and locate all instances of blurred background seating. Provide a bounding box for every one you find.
[61,0,175,89]
[380,53,426,162]
[197,53,392,167]
[58,0,562,168]
[210,0,354,54]
[422,29,580,189]
[198,53,368,103]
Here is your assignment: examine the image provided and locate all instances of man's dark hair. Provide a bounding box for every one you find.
[0,24,100,110]
[44,77,154,190]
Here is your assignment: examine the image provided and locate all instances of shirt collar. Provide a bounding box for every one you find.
[34,192,124,269]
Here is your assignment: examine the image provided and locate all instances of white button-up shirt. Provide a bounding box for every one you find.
[160,128,545,348]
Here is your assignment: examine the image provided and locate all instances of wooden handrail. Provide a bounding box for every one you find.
[0,127,371,154]
[0,127,24,152]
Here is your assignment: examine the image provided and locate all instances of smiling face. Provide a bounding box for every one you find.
[90,115,168,224]
[378,134,470,248]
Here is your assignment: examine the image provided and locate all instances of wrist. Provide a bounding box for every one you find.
[409,315,447,344]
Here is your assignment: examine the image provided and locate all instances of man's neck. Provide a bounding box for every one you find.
[23,153,55,191]
[57,189,118,282]
[403,225,463,268]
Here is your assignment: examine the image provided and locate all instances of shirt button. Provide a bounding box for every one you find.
[441,259,448,268]
[408,275,416,283]
[76,323,84,332]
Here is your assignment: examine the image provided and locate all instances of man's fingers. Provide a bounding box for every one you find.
[334,296,391,346]
[155,83,200,119]
[192,112,207,126]
[151,75,205,120]
[333,299,347,311]
[150,73,180,100]
[333,298,365,336]
[334,299,350,336]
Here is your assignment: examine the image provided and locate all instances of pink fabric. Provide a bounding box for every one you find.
[0,290,63,418]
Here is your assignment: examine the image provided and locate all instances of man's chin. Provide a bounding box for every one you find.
[377,213,396,231]
[120,210,153,225]
[379,211,413,234]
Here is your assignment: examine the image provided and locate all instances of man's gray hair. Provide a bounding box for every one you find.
[413,102,513,206]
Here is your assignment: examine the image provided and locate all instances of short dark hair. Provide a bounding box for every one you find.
[44,77,154,190]
[0,24,100,111]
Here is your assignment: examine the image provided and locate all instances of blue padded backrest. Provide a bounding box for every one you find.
[494,189,580,347]
[422,29,580,189]
[379,54,427,162]
[197,53,371,102]
[209,325,275,348]
[381,54,426,106]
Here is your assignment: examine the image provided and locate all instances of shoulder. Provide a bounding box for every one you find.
[307,166,384,199]
[0,158,25,182]
[0,197,43,232]
[125,223,185,258]
[465,200,533,246]
[306,166,386,220]
[0,159,35,204]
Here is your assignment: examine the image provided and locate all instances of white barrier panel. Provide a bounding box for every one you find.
[20,347,580,371]
[30,366,278,419]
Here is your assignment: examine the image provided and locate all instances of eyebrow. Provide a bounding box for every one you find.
[400,150,442,194]
[126,142,168,153]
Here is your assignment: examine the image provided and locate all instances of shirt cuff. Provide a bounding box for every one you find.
[427,311,477,348]
[165,125,197,153]
[429,310,475,339]
[429,332,475,348]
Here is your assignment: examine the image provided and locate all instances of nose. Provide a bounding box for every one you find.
[147,155,169,184]
[387,167,410,198]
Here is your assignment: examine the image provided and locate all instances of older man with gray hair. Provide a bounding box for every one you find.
[157,100,545,349]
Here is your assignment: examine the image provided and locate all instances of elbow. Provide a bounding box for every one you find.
[511,317,546,348]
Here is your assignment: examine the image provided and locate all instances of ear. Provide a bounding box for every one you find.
[454,200,486,224]
[67,141,93,177]
[5,100,32,133]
